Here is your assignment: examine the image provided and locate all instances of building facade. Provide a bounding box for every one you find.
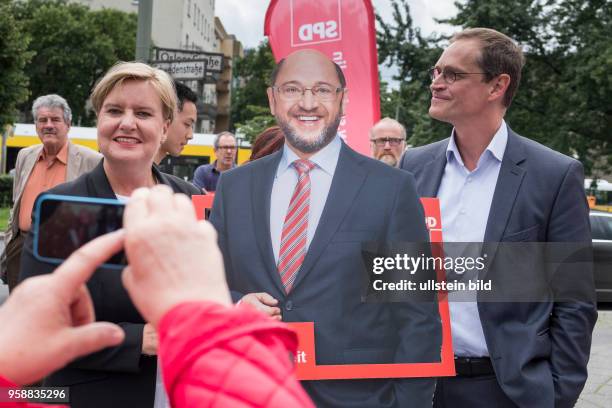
[74,0,240,133]
[214,17,243,133]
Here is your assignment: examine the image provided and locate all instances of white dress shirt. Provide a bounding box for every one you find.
[437,120,508,357]
[270,136,341,263]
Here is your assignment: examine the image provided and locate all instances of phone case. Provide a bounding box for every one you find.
[32,194,126,269]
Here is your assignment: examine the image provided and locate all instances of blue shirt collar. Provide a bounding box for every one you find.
[446,119,508,167]
[277,135,342,177]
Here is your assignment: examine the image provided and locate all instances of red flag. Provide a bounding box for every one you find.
[265,0,380,156]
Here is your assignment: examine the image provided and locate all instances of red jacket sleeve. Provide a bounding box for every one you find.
[159,301,314,408]
[0,377,67,408]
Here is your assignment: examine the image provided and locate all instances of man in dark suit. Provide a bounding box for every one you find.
[210,49,441,407]
[400,28,597,407]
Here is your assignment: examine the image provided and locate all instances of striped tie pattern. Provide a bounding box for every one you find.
[278,159,316,292]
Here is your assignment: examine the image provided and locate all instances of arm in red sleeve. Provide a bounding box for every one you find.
[158,301,314,408]
[0,377,67,408]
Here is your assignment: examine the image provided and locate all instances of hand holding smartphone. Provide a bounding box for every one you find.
[33,194,127,269]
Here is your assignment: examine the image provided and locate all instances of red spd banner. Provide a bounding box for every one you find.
[265,0,380,156]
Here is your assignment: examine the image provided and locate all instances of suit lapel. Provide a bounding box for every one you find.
[85,160,117,198]
[16,146,43,203]
[252,151,286,294]
[87,161,181,198]
[291,144,367,291]
[20,145,43,192]
[66,143,82,181]
[10,147,43,237]
[483,130,527,242]
[417,145,447,198]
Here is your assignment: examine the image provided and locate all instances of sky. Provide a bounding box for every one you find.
[215,0,459,86]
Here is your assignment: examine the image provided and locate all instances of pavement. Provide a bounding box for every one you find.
[577,305,612,407]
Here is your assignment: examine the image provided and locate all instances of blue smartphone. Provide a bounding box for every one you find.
[33,194,127,269]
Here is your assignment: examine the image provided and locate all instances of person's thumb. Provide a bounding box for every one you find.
[64,323,125,360]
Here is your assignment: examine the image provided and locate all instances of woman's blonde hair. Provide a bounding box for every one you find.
[90,61,177,121]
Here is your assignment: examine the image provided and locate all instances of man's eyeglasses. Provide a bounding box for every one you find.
[370,138,404,147]
[428,67,489,84]
[217,146,237,151]
[272,84,344,102]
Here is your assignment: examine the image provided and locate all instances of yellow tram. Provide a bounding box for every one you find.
[5,124,251,181]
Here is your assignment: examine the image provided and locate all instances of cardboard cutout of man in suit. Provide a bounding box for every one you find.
[210,50,441,407]
[400,28,597,408]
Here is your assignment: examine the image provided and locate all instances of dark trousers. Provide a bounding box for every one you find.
[6,231,24,292]
[434,374,517,408]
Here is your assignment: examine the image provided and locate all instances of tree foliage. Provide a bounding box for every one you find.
[377,0,451,147]
[235,105,277,143]
[0,0,33,128]
[378,0,611,175]
[13,0,137,126]
[230,39,276,140]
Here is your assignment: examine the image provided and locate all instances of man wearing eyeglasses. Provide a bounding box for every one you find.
[193,131,237,192]
[400,28,596,408]
[210,49,441,407]
[370,117,407,167]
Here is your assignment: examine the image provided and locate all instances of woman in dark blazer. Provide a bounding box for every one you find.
[19,62,199,408]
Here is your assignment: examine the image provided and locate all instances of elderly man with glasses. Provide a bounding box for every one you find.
[193,131,237,192]
[369,117,407,167]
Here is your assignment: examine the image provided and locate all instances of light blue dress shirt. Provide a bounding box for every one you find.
[438,120,508,357]
[270,136,341,263]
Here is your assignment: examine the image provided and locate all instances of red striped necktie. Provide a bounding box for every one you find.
[278,159,316,293]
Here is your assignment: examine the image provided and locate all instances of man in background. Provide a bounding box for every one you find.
[370,117,406,167]
[192,131,237,192]
[0,94,101,292]
[154,81,198,165]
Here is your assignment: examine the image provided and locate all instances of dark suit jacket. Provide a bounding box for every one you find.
[400,127,597,408]
[19,161,199,408]
[210,142,442,408]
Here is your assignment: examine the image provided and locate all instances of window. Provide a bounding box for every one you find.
[185,34,189,47]
[193,4,196,25]
[591,214,612,240]
[187,0,191,17]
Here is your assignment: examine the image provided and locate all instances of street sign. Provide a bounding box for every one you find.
[153,47,224,73]
[150,60,207,80]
